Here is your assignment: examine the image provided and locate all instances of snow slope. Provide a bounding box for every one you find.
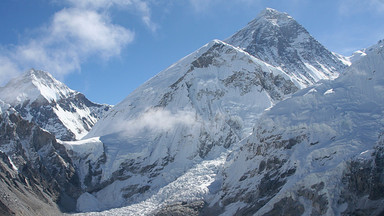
[217,39,384,215]
[0,69,111,140]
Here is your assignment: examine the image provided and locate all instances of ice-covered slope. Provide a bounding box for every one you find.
[226,8,348,87]
[0,69,111,140]
[71,39,300,211]
[216,39,384,215]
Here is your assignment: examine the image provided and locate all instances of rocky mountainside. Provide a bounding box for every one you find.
[0,69,111,141]
[66,8,347,213]
[226,8,348,87]
[215,39,384,215]
[0,101,80,215]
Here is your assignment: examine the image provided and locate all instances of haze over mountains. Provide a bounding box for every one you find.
[0,8,383,216]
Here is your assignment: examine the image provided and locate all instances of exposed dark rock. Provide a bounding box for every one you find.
[0,107,80,213]
[339,142,384,216]
[222,69,298,101]
[122,184,151,199]
[155,200,206,216]
[263,197,305,216]
[298,183,328,215]
[191,43,225,68]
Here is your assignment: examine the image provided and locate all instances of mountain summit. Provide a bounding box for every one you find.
[0,69,75,105]
[226,8,347,87]
[0,69,111,140]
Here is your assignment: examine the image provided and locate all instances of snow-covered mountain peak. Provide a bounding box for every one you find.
[0,69,75,105]
[0,69,111,141]
[256,7,293,25]
[225,8,347,87]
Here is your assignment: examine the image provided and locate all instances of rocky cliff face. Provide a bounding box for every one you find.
[0,101,80,214]
[0,69,111,141]
[0,151,61,216]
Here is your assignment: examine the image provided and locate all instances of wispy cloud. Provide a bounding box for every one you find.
[113,108,197,137]
[65,0,158,32]
[0,0,156,84]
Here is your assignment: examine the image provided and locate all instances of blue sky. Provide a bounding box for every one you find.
[1,0,384,105]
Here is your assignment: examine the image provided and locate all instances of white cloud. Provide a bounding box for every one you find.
[65,0,157,32]
[0,0,156,85]
[52,8,133,57]
[0,8,134,81]
[134,0,158,32]
[0,56,19,82]
[114,108,197,137]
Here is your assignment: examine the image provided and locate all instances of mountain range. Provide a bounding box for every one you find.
[0,7,383,216]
